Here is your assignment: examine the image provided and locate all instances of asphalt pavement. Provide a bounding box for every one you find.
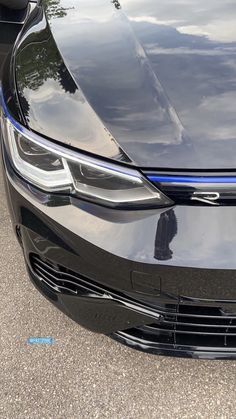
[1,21,236,419]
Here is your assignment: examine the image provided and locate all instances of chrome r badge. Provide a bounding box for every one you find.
[191,192,220,206]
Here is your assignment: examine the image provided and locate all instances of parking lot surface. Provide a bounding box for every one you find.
[1,22,236,419]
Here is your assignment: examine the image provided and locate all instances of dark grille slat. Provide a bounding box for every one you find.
[161,320,236,329]
[142,325,236,337]
[31,255,104,297]
[31,255,80,295]
[174,312,236,320]
[35,267,77,295]
[34,261,79,291]
[36,269,61,292]
[32,257,82,283]
[123,300,236,350]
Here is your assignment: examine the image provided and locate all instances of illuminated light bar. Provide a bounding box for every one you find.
[147,175,236,184]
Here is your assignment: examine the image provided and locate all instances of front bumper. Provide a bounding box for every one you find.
[4,148,236,359]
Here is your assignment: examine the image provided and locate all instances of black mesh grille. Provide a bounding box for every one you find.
[122,303,236,349]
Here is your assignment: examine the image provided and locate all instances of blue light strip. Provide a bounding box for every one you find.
[148,175,236,184]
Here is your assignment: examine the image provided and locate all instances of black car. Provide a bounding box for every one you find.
[2,0,236,359]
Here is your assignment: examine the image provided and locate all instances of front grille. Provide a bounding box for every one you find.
[31,254,236,353]
[144,171,236,206]
[121,303,236,350]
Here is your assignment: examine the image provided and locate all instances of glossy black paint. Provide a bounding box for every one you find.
[3,1,236,359]
[14,4,131,163]
[10,0,236,169]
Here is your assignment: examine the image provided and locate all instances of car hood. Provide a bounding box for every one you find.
[15,0,236,169]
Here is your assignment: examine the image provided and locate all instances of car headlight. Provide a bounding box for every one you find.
[1,95,173,209]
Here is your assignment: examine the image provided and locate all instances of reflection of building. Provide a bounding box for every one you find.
[154,209,177,261]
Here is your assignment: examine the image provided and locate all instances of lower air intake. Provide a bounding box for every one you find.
[119,303,236,351]
[30,254,83,295]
